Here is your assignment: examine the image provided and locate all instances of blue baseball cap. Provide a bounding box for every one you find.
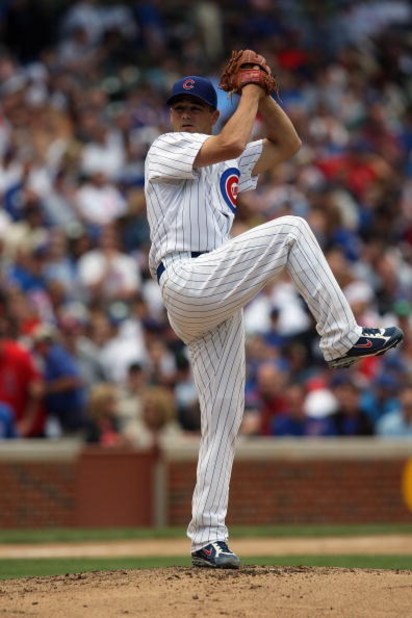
[167,76,217,109]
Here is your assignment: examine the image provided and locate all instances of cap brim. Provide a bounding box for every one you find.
[167,93,216,108]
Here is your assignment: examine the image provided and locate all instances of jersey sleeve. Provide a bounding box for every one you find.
[238,139,263,193]
[146,132,209,182]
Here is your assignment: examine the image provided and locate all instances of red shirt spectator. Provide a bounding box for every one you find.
[316,143,393,200]
[245,362,287,436]
[0,324,44,437]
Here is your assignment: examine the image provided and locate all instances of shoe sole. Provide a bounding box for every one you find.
[328,332,404,369]
[192,556,240,569]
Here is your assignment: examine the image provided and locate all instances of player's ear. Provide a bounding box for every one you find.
[211,109,220,126]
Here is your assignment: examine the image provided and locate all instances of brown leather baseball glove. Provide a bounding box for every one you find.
[219,49,278,96]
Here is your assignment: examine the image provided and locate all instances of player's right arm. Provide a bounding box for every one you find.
[194,85,265,168]
[251,96,302,175]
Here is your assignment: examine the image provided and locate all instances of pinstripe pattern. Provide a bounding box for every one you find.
[145,133,262,279]
[145,131,362,551]
[187,311,245,548]
[161,218,361,361]
[160,218,361,551]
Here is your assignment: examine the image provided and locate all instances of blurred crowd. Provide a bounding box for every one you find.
[0,0,412,444]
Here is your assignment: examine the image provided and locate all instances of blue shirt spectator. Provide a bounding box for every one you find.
[271,384,337,438]
[376,386,412,438]
[0,402,18,439]
[32,325,87,435]
[360,375,401,426]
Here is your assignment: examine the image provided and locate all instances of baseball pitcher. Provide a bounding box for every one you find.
[144,50,403,568]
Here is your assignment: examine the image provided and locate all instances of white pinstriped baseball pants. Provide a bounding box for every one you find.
[158,216,362,550]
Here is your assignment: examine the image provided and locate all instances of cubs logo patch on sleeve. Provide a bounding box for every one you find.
[220,167,240,213]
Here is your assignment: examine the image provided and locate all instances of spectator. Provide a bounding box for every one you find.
[376,385,412,438]
[57,312,106,389]
[0,314,44,437]
[116,361,148,435]
[245,362,288,436]
[173,354,200,432]
[79,119,125,181]
[84,381,131,447]
[145,336,178,388]
[0,402,18,439]
[31,323,87,437]
[343,279,379,327]
[282,339,321,384]
[76,222,141,306]
[97,314,146,385]
[361,373,402,427]
[75,171,127,230]
[316,139,395,202]
[137,385,182,448]
[42,227,81,301]
[60,0,104,47]
[270,384,339,438]
[244,283,276,337]
[116,293,150,364]
[57,25,101,74]
[271,382,308,437]
[269,272,313,339]
[3,285,42,337]
[41,169,82,234]
[86,380,180,448]
[302,388,338,437]
[331,376,374,436]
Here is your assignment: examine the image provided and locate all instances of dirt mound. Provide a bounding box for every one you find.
[1,565,411,617]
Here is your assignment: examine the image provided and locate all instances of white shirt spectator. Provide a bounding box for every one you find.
[75,173,127,226]
[99,328,146,384]
[270,276,312,336]
[81,130,125,180]
[77,249,141,301]
[60,0,105,45]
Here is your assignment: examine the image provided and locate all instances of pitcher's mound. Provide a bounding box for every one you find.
[1,565,412,617]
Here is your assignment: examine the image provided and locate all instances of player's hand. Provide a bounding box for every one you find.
[219,49,278,96]
[241,82,267,100]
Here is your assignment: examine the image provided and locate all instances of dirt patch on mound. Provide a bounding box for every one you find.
[1,537,412,617]
[1,565,412,617]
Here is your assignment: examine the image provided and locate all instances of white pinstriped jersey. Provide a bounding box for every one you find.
[145,132,263,279]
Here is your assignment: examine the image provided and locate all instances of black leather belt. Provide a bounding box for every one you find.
[156,251,206,283]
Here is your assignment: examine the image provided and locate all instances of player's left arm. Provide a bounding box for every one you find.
[252,96,302,175]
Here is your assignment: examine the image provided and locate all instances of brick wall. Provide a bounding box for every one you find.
[0,439,411,528]
[164,439,412,526]
[0,460,75,528]
[167,459,410,526]
[0,441,156,528]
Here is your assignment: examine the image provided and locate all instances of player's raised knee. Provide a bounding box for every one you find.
[272,214,309,231]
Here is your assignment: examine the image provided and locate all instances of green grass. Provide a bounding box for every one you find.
[0,525,411,580]
[0,555,410,580]
[0,556,190,579]
[0,523,411,544]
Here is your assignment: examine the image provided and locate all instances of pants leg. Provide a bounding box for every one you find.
[161,216,361,361]
[159,215,362,550]
[186,310,245,550]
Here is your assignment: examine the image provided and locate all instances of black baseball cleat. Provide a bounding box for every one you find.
[328,326,404,369]
[192,541,241,569]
